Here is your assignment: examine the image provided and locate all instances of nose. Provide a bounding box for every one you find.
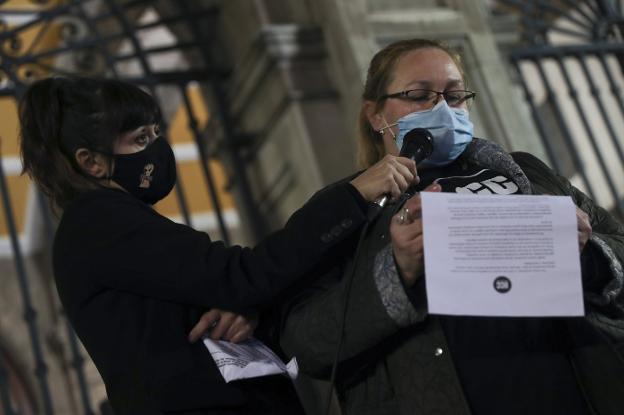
[432,91,445,106]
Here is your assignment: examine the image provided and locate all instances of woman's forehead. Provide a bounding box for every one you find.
[390,48,463,89]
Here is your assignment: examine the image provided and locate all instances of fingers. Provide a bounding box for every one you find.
[423,182,441,192]
[224,316,253,343]
[390,156,416,193]
[229,332,246,344]
[391,232,425,287]
[395,236,424,261]
[188,310,258,343]
[401,183,441,211]
[188,309,221,343]
[374,155,414,199]
[386,173,403,201]
[389,183,441,287]
[576,207,592,251]
[349,155,418,201]
[576,207,591,232]
[224,315,246,341]
[391,168,409,196]
[209,312,237,341]
[395,157,419,185]
[391,217,423,242]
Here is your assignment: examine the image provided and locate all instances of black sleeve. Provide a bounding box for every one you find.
[55,183,368,312]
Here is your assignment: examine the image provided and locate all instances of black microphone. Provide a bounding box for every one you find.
[373,128,434,209]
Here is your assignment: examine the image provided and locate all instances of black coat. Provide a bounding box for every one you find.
[53,183,368,414]
[281,149,624,415]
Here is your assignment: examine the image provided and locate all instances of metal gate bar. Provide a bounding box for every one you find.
[553,52,624,215]
[576,54,624,215]
[179,83,231,246]
[501,0,624,218]
[34,189,94,415]
[536,57,599,199]
[105,0,193,227]
[510,58,568,178]
[597,51,624,125]
[0,147,53,415]
[0,356,17,415]
[174,0,269,239]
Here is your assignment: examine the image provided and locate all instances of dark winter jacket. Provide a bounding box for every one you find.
[280,140,624,415]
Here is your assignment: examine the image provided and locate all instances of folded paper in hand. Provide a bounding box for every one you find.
[203,337,298,383]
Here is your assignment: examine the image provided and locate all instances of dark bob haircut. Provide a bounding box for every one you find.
[19,76,161,210]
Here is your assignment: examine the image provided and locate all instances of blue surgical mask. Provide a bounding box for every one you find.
[385,100,474,168]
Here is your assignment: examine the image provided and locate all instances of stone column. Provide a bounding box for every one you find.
[216,0,357,231]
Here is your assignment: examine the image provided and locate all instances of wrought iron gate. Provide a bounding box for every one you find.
[0,1,261,413]
[497,0,624,218]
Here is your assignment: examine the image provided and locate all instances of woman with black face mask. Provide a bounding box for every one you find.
[19,76,418,415]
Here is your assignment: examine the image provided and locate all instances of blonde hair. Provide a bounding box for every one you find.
[357,39,465,168]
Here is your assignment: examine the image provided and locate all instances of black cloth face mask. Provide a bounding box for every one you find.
[109,137,177,205]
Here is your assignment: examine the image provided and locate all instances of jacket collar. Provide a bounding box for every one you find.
[460,137,532,195]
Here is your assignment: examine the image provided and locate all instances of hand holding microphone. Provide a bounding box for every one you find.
[350,129,433,204]
[373,128,434,208]
[349,154,418,203]
[350,129,434,225]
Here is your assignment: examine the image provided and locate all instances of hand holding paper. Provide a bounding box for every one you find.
[188,309,257,344]
[420,192,584,317]
[576,206,592,252]
[390,183,441,286]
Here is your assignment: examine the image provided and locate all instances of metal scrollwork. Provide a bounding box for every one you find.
[55,15,88,45]
[16,63,46,84]
[29,0,54,5]
[494,0,624,218]
[50,14,106,75]
[2,34,22,57]
[0,69,8,89]
[72,47,106,74]
[495,0,624,46]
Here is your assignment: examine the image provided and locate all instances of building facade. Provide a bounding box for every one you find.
[0,0,622,413]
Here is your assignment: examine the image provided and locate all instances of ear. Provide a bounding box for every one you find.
[74,148,109,178]
[364,100,385,132]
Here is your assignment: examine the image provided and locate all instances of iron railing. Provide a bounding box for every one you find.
[497,0,624,218]
[0,0,259,412]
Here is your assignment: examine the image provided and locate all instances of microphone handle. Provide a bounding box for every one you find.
[373,194,389,208]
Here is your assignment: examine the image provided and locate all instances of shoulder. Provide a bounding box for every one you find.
[509,151,575,196]
[67,187,142,210]
[55,188,163,246]
[508,151,556,180]
[509,151,551,171]
[61,188,150,223]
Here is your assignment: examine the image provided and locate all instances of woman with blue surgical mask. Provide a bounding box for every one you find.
[379,95,474,168]
[365,45,476,170]
[280,39,624,415]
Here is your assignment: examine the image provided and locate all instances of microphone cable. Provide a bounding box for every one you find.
[322,218,370,415]
[323,193,411,415]
[322,129,433,415]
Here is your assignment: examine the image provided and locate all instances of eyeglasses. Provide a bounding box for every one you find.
[379,89,476,108]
